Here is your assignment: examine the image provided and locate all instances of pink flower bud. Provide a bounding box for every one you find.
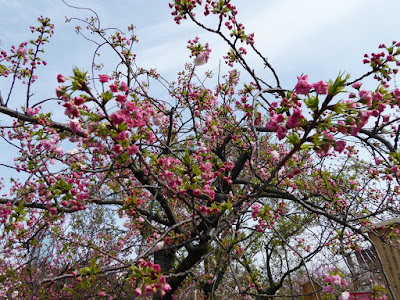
[56,86,67,98]
[153,116,162,126]
[99,74,109,83]
[26,107,36,117]
[57,74,67,83]
[134,288,142,296]
[144,285,154,295]
[74,96,85,106]
[383,115,390,122]
[153,241,164,252]
[193,189,202,196]
[163,283,172,292]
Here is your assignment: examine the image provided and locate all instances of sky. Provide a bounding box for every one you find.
[1,0,400,185]
[2,0,400,97]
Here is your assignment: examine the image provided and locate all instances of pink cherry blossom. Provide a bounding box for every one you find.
[120,81,129,92]
[313,80,330,94]
[270,150,280,162]
[323,285,334,294]
[99,74,109,83]
[295,75,312,95]
[393,88,400,98]
[57,74,66,83]
[334,141,346,153]
[377,102,386,112]
[194,52,208,66]
[373,92,383,102]
[382,115,390,123]
[391,165,399,175]
[339,291,350,300]
[144,285,154,295]
[17,47,27,55]
[331,274,341,285]
[286,109,304,129]
[69,119,82,133]
[109,111,125,125]
[116,94,127,103]
[276,125,287,140]
[359,90,372,107]
[112,144,123,153]
[73,96,85,106]
[163,283,172,292]
[26,107,39,116]
[110,84,118,93]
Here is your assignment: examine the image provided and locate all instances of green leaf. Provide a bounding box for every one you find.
[333,102,345,114]
[118,122,128,131]
[328,73,350,96]
[182,151,191,165]
[101,91,113,102]
[312,133,322,146]
[304,95,319,111]
[110,129,118,138]
[70,67,88,91]
[80,267,90,276]
[300,143,311,151]
[98,123,108,137]
[287,133,301,145]
[192,164,201,176]
[118,152,129,162]
[89,256,97,270]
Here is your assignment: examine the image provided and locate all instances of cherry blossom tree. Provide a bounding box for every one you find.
[0,1,399,299]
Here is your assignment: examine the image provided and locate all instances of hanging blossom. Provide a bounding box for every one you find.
[295,75,313,95]
[187,36,211,66]
[194,51,210,66]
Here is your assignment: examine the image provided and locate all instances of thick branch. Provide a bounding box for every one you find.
[358,128,395,153]
[0,106,85,137]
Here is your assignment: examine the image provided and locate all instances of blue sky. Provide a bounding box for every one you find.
[2,0,400,98]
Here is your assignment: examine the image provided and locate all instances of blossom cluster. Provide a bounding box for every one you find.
[187,36,211,66]
[131,259,172,297]
[0,16,53,85]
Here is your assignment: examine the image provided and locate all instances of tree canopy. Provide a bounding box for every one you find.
[0,1,399,299]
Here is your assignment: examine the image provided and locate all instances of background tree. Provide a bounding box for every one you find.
[0,1,399,299]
